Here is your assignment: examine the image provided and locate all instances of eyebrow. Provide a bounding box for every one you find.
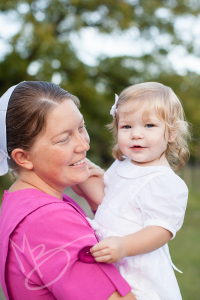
[143,117,160,122]
[119,116,160,125]
[143,117,157,121]
[52,116,84,139]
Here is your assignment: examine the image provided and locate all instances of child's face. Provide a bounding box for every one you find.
[117,102,170,167]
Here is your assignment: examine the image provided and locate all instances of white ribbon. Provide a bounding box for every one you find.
[163,244,182,273]
[0,84,19,176]
[110,93,119,117]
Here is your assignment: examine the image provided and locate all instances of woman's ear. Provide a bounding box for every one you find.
[11,148,34,170]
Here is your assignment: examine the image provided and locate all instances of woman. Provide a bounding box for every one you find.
[0,81,136,300]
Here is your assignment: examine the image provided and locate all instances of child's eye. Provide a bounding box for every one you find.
[123,125,131,129]
[146,124,154,128]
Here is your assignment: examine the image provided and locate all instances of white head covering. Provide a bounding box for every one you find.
[0,84,21,176]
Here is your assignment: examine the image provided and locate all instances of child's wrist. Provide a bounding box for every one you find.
[122,234,136,257]
[121,236,129,258]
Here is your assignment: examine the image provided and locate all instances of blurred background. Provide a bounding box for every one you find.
[0,0,200,299]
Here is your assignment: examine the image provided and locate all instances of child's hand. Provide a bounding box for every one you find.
[71,159,104,200]
[86,158,105,179]
[71,159,105,209]
[90,236,127,263]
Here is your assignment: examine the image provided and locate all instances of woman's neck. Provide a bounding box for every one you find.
[8,171,63,200]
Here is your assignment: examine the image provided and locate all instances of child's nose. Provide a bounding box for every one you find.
[131,128,143,139]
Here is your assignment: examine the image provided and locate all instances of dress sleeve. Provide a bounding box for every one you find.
[134,173,188,239]
[104,160,120,194]
[17,202,131,300]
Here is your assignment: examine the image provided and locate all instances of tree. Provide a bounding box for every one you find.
[0,0,200,172]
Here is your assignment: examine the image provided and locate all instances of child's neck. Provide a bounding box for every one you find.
[131,155,170,168]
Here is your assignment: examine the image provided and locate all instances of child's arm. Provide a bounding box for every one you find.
[91,173,188,263]
[90,226,172,263]
[71,159,105,211]
[78,176,105,211]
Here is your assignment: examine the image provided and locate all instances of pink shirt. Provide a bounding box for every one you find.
[0,189,131,300]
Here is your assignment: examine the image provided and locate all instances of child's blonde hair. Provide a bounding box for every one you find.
[109,82,191,171]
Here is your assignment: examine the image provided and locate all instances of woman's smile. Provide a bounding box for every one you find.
[70,157,87,166]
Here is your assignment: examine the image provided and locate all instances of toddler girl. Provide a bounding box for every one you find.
[79,82,190,300]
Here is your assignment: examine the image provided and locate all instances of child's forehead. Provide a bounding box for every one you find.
[118,101,162,121]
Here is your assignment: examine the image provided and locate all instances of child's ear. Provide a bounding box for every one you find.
[11,149,34,170]
[168,123,179,143]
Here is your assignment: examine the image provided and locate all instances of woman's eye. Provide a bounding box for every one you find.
[59,137,69,143]
[146,124,154,128]
[79,124,86,131]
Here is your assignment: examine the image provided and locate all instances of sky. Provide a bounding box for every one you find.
[69,26,200,76]
[1,8,200,76]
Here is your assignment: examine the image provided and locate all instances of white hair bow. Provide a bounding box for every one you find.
[110,94,119,117]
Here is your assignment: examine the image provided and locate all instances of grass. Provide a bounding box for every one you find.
[0,174,12,199]
[168,192,200,299]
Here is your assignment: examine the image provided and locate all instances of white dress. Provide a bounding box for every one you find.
[88,158,188,300]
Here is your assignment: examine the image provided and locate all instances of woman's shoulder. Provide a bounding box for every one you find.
[19,191,89,229]
[1,189,89,238]
[19,202,90,242]
[8,196,97,259]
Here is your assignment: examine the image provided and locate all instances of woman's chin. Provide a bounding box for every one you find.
[71,170,90,186]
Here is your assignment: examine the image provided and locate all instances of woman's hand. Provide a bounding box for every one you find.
[108,291,137,300]
[90,236,127,264]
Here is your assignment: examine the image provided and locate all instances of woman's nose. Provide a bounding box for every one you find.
[74,132,90,152]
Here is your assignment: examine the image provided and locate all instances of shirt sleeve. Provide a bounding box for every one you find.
[12,202,131,300]
[134,173,188,239]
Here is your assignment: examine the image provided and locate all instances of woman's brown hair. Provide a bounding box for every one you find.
[6,81,80,176]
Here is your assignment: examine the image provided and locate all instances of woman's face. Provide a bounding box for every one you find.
[28,99,90,192]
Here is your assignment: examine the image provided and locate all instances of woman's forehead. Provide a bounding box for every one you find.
[49,99,81,120]
[45,100,83,134]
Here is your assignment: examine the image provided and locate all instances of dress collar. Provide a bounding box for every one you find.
[116,158,174,179]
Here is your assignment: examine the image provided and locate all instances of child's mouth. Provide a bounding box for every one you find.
[132,145,145,150]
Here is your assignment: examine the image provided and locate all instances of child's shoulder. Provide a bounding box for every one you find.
[158,168,187,186]
[105,159,122,174]
[147,168,188,195]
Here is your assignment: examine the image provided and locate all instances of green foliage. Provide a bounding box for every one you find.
[0,5,200,299]
[0,174,12,199]
[0,0,200,178]
[169,192,200,300]
[169,167,200,298]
